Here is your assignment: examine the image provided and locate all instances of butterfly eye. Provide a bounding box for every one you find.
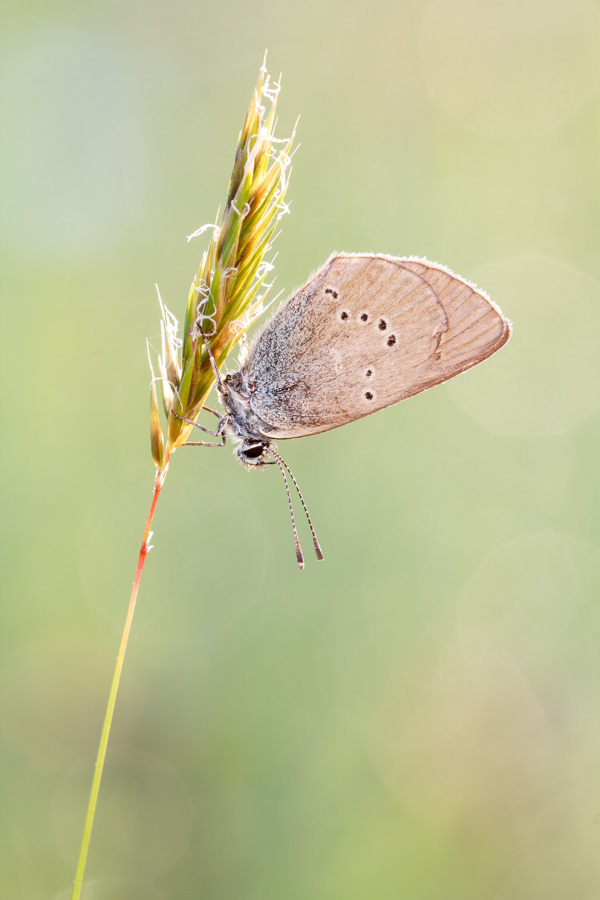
[244,444,264,459]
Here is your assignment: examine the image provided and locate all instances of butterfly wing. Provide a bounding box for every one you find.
[244,253,511,438]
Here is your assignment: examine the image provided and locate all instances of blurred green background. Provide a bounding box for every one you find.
[3,0,600,897]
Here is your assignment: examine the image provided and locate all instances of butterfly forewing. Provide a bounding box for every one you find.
[244,253,511,438]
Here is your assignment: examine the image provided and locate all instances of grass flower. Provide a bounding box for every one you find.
[150,59,296,465]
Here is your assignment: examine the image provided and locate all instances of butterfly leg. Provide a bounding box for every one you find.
[202,405,222,421]
[180,438,226,448]
[172,409,227,448]
[172,409,224,437]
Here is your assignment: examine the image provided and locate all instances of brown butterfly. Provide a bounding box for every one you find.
[180,253,512,567]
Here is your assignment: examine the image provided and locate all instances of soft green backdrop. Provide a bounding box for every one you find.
[3,1,600,897]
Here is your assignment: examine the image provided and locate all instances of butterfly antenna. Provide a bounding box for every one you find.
[268,450,305,569]
[268,446,324,562]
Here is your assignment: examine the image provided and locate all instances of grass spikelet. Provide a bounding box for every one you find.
[152,57,298,454]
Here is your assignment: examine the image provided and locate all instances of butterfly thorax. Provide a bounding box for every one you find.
[219,370,272,468]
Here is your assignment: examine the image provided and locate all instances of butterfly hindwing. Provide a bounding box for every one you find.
[244,253,511,438]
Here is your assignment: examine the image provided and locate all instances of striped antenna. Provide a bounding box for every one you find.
[268,450,305,568]
[268,446,324,563]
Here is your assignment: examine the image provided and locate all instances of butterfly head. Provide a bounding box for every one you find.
[218,370,272,468]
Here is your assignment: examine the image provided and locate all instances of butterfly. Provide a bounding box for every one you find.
[178,253,511,567]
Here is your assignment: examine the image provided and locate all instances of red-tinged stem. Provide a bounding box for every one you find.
[70,451,171,900]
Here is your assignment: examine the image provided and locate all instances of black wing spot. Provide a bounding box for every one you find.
[360,313,368,322]
[340,311,349,320]
[365,391,374,400]
[365,368,373,377]
[387,335,396,346]
[378,319,387,330]
[325,288,338,298]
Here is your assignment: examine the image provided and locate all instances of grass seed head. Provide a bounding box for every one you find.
[149,55,297,459]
